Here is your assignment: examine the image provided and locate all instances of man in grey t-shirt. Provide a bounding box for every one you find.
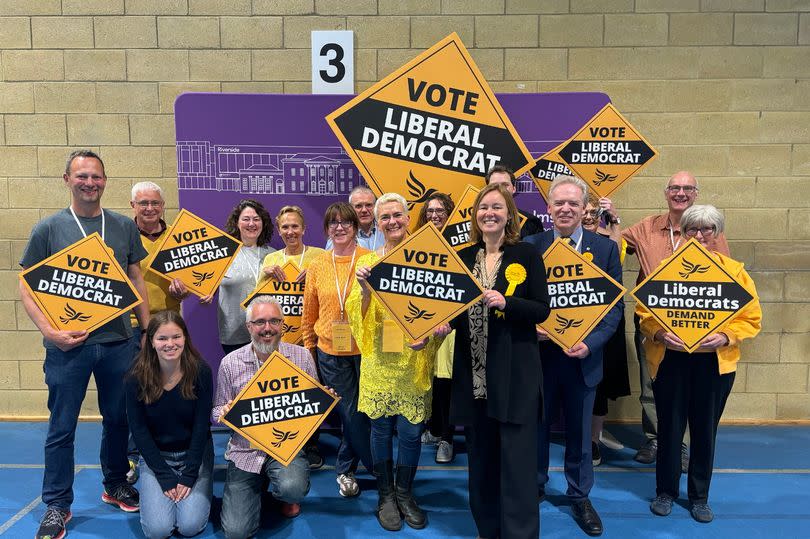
[19,150,150,539]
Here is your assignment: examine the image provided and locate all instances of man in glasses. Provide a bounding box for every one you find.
[621,171,729,468]
[213,296,317,538]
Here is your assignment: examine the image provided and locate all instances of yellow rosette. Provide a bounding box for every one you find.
[504,263,527,297]
[583,252,593,262]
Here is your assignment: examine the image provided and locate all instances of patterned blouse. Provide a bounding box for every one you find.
[469,248,503,400]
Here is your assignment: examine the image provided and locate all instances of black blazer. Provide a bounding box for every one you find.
[449,241,551,426]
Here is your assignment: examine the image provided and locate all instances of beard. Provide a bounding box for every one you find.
[252,337,278,356]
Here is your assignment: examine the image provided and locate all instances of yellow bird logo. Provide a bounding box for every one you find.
[593,168,618,186]
[191,270,215,287]
[270,427,299,448]
[403,301,435,323]
[59,303,92,324]
[554,314,583,335]
[405,171,439,211]
[679,258,710,279]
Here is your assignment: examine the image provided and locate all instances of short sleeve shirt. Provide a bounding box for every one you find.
[20,208,148,346]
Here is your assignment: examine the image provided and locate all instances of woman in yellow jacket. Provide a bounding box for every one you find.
[638,205,761,524]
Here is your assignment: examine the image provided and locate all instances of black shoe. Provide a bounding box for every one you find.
[571,499,603,536]
[650,494,674,516]
[690,502,714,523]
[36,506,72,539]
[101,484,140,512]
[373,460,402,531]
[681,445,689,473]
[395,465,427,529]
[305,444,324,470]
[634,439,657,464]
[592,441,602,466]
[538,486,546,503]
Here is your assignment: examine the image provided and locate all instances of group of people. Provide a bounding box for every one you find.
[19,149,761,539]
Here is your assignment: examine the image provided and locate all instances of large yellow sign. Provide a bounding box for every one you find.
[19,233,142,333]
[440,184,480,251]
[558,103,658,198]
[147,209,242,298]
[632,238,755,353]
[530,141,578,203]
[221,350,339,466]
[539,238,625,350]
[241,261,304,345]
[326,33,534,217]
[366,223,483,342]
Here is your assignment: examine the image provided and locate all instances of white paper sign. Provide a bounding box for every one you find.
[311,31,354,94]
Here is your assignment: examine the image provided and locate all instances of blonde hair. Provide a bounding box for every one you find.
[374,192,408,219]
[275,205,306,227]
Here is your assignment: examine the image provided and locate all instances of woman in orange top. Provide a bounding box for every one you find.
[638,205,761,524]
[301,202,371,499]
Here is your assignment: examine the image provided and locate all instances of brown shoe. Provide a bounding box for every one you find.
[281,502,301,518]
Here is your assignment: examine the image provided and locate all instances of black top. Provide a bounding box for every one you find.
[450,241,551,425]
[518,208,545,239]
[125,362,213,491]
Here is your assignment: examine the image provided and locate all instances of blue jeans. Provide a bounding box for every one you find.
[370,415,424,467]
[42,338,135,509]
[138,442,213,539]
[220,453,310,539]
[316,349,372,475]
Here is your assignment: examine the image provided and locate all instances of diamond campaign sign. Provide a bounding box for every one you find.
[441,184,480,252]
[538,239,625,350]
[531,141,578,202]
[241,260,305,345]
[366,224,484,342]
[19,233,142,333]
[631,238,755,353]
[326,33,534,216]
[558,103,658,198]
[147,209,242,298]
[222,350,339,466]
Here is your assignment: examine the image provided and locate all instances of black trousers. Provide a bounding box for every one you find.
[652,350,735,503]
[428,377,455,442]
[466,400,539,539]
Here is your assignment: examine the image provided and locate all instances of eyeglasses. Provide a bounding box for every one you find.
[684,226,716,237]
[583,210,601,218]
[378,212,405,222]
[426,208,447,216]
[135,200,163,208]
[328,220,353,229]
[666,185,698,193]
[247,318,283,328]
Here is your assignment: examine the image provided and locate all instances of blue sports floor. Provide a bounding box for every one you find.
[0,422,808,538]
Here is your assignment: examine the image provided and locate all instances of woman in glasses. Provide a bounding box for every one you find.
[639,205,761,523]
[301,202,372,498]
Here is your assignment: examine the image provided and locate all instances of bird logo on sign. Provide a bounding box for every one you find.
[282,322,299,335]
[403,301,435,323]
[679,259,710,279]
[271,427,299,448]
[192,270,215,287]
[593,168,618,186]
[405,171,439,211]
[554,314,583,335]
[59,303,92,324]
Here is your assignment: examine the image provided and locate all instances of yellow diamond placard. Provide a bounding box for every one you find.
[539,238,626,350]
[366,223,484,342]
[19,233,143,333]
[558,103,658,198]
[241,260,304,346]
[147,209,242,298]
[440,185,480,251]
[222,350,339,466]
[326,33,534,217]
[631,238,755,353]
[530,141,579,203]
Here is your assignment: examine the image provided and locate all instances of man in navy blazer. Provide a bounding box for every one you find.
[525,175,623,537]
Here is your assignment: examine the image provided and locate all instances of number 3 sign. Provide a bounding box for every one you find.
[311,31,354,94]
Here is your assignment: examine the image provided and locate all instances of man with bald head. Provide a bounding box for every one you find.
[621,171,729,467]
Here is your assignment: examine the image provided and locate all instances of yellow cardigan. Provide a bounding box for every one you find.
[637,252,762,379]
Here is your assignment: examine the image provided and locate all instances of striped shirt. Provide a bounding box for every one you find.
[212,342,319,474]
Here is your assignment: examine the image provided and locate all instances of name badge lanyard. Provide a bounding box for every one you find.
[333,247,357,320]
[242,246,261,283]
[669,221,681,252]
[283,245,307,269]
[70,206,105,242]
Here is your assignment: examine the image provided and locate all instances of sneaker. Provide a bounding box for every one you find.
[420,431,439,445]
[681,445,689,473]
[101,484,140,512]
[337,472,360,498]
[126,458,138,485]
[634,438,657,464]
[36,507,72,539]
[281,502,301,518]
[305,445,324,470]
[599,429,624,450]
[592,441,602,467]
[435,440,454,464]
[690,502,714,523]
[650,494,674,516]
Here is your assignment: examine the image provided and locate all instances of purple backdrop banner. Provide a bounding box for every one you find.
[174,92,610,375]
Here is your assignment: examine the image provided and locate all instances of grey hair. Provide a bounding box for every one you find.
[348,185,375,203]
[131,181,163,201]
[245,295,283,322]
[374,192,408,219]
[549,174,588,205]
[680,204,724,235]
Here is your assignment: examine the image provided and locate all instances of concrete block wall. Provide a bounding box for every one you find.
[0,0,807,421]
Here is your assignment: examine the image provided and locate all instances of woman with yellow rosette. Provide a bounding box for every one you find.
[347,192,443,532]
[443,183,551,539]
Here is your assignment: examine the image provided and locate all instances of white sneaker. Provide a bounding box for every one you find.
[599,429,624,450]
[435,440,454,464]
[336,472,360,498]
[420,431,439,445]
